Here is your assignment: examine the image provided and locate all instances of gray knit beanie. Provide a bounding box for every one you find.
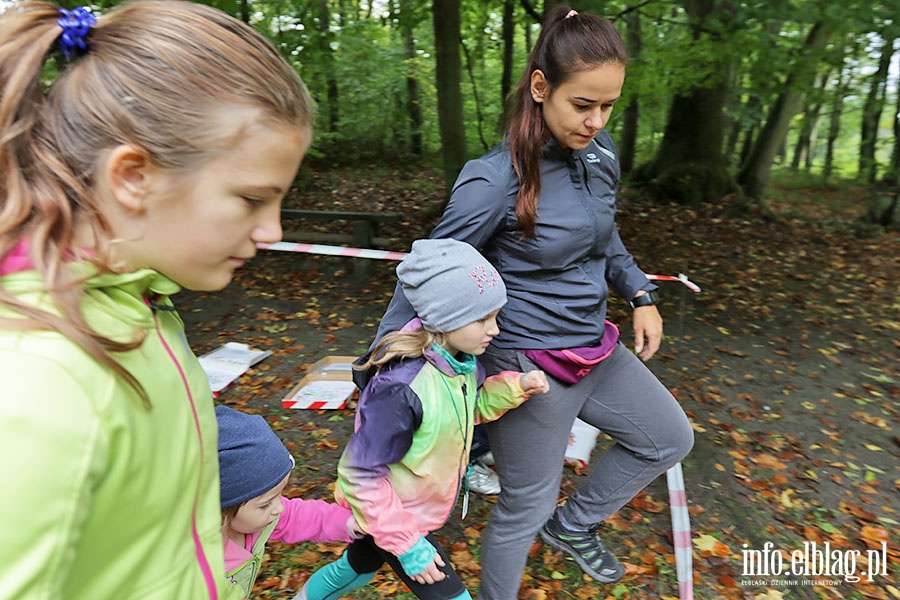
[397,238,507,333]
[216,405,294,508]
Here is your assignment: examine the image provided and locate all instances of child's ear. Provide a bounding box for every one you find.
[103,144,152,213]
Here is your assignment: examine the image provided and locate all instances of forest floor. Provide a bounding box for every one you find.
[178,166,899,600]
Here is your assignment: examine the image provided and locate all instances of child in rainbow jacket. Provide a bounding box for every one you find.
[297,239,549,600]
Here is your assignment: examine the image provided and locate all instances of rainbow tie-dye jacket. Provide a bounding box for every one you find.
[335,348,527,557]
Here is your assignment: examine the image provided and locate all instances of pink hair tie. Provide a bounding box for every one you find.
[565,9,578,19]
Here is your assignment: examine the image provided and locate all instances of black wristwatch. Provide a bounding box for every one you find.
[629,290,659,309]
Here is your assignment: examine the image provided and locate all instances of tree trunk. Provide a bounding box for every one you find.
[542,0,565,18]
[399,0,423,156]
[790,70,829,172]
[869,65,900,226]
[501,0,515,112]
[461,39,489,152]
[318,0,339,134]
[619,9,641,175]
[433,0,466,197]
[631,0,737,205]
[737,20,834,200]
[883,72,900,186]
[823,79,845,179]
[823,41,857,179]
[519,0,540,23]
[724,116,739,166]
[858,35,895,184]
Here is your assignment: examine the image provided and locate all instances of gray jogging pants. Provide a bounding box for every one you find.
[477,343,694,600]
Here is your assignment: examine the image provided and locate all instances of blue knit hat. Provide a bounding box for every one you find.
[216,405,294,508]
[397,239,507,333]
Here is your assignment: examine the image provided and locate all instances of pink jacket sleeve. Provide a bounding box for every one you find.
[269,496,355,544]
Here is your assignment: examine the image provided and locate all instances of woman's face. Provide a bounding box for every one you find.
[531,63,626,151]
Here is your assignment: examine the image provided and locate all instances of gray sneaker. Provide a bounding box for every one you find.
[468,459,501,495]
[539,509,625,583]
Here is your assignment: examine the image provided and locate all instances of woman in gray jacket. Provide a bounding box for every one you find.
[368,6,693,599]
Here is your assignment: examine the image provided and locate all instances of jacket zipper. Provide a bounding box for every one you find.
[147,296,219,600]
[559,348,610,365]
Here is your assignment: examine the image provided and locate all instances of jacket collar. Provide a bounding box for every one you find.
[1,238,180,297]
[542,137,572,161]
[425,343,476,377]
[400,318,477,377]
[1,239,182,333]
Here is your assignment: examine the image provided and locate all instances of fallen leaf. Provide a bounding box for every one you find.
[694,533,730,557]
[749,453,788,471]
[754,591,785,599]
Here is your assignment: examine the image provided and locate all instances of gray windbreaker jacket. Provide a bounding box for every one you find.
[377,131,655,351]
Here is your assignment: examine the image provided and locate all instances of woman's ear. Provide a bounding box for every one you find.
[103,144,151,213]
[530,70,549,103]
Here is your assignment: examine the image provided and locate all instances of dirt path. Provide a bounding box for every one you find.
[178,171,899,599]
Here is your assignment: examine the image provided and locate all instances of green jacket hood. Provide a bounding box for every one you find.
[0,262,237,599]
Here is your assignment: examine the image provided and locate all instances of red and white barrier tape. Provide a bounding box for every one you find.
[257,241,408,262]
[258,242,702,293]
[667,463,693,599]
[647,273,701,293]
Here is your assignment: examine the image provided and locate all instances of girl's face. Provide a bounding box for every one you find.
[108,106,310,291]
[444,309,501,356]
[228,474,290,536]
[532,63,625,151]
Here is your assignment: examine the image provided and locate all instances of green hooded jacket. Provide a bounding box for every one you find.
[0,262,242,600]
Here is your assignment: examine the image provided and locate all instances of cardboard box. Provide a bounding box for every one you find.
[282,355,359,410]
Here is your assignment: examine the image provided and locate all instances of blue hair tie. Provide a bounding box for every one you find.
[57,7,96,58]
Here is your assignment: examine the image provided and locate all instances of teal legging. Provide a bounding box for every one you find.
[303,534,470,600]
[300,552,374,600]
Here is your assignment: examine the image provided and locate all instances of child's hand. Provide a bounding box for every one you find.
[519,370,549,395]
[409,553,447,585]
[347,515,365,540]
[399,535,446,585]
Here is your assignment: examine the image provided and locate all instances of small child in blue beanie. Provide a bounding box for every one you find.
[298,239,549,600]
[216,405,360,598]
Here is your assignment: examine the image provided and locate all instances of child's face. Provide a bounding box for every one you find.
[229,474,291,535]
[444,309,501,356]
[111,106,310,291]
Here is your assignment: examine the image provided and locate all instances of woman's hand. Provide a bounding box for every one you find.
[633,305,663,361]
[519,370,550,395]
[409,553,447,584]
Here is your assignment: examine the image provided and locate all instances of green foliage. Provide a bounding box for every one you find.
[317,20,435,159]
[100,0,897,193]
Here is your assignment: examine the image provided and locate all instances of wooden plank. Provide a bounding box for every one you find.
[280,209,401,222]
[281,231,391,247]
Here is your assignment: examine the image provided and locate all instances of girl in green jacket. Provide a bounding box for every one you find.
[0,2,313,599]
